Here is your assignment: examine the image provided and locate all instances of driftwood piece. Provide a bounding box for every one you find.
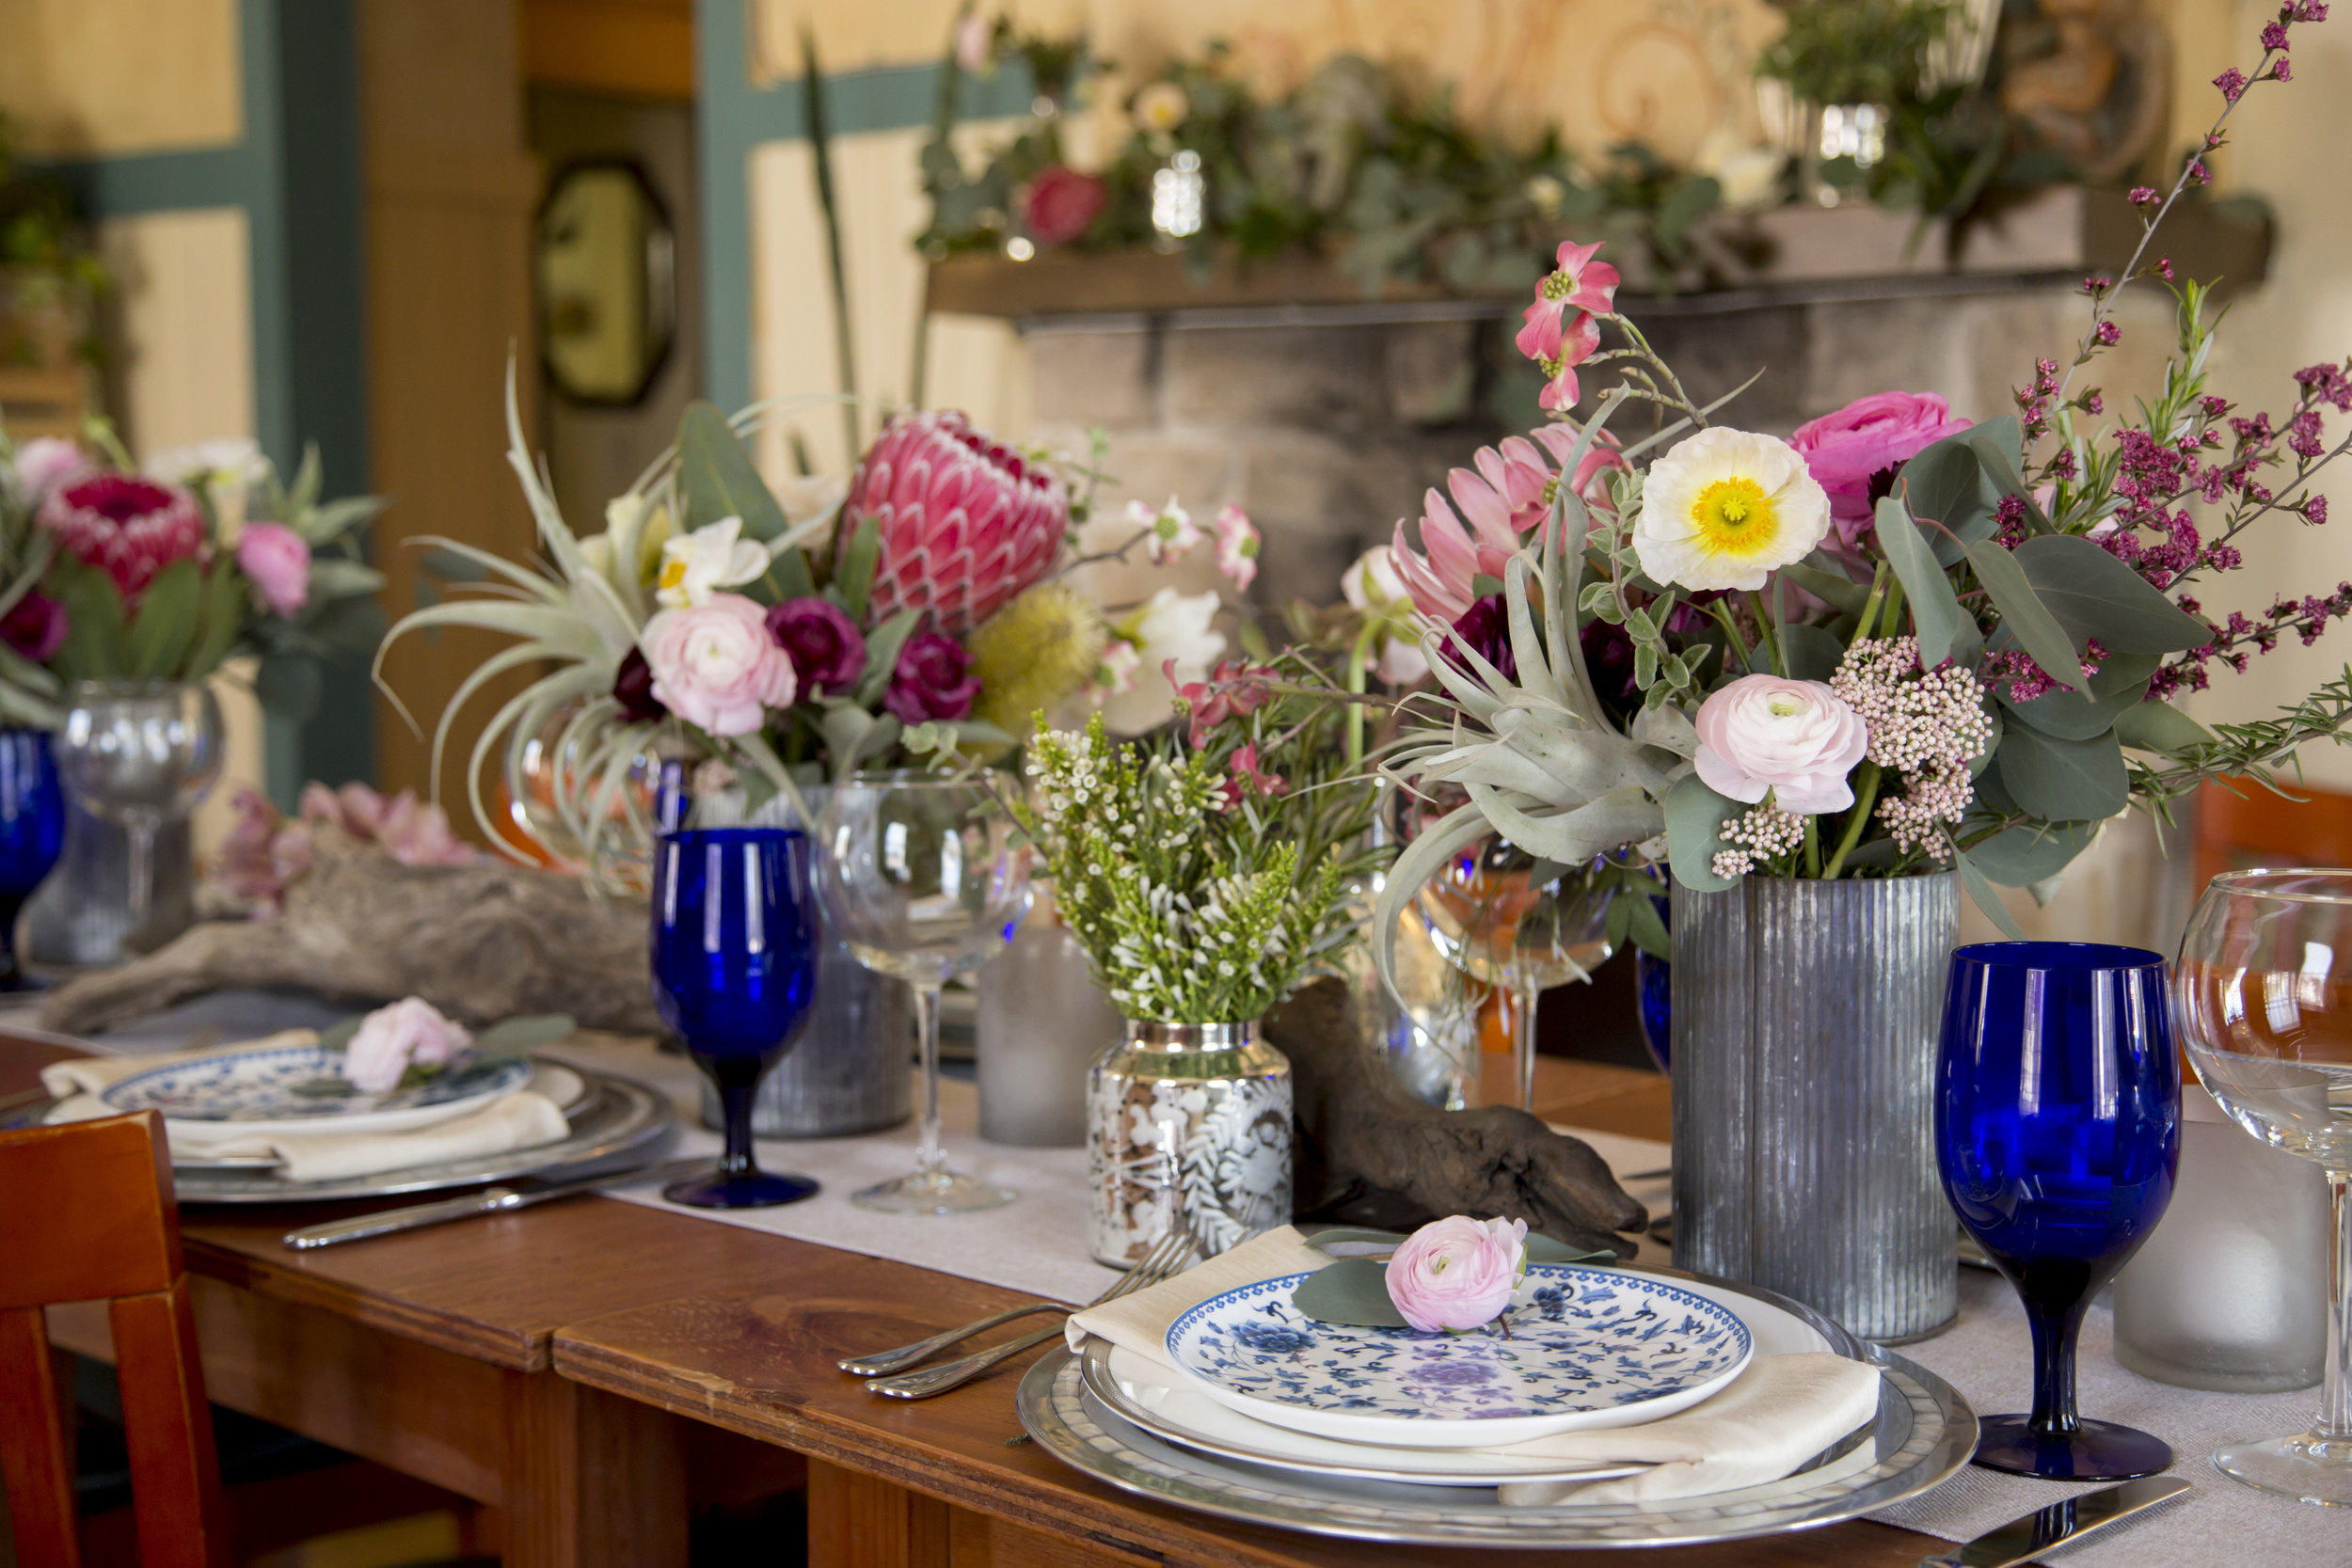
[41,830,661,1036]
[1268,976,1648,1258]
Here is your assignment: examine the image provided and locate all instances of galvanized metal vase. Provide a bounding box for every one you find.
[1670,872,1959,1341]
[1086,1020,1293,1268]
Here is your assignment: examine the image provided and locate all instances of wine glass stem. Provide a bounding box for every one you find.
[914,981,946,1180]
[719,1078,756,1179]
[2024,1291,2086,1439]
[2323,1169,2352,1442]
[1514,981,1539,1113]
[126,821,154,927]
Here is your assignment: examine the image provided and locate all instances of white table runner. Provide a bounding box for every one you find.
[34,1003,2333,1565]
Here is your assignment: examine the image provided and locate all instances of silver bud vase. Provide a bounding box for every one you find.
[1087,1019,1293,1267]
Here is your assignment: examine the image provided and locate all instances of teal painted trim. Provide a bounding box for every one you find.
[31,148,256,216]
[694,0,1034,410]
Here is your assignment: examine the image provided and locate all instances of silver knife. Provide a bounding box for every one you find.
[280,1156,704,1250]
[1917,1475,2190,1568]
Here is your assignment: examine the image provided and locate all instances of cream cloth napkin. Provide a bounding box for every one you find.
[40,1032,576,1182]
[1070,1226,1883,1505]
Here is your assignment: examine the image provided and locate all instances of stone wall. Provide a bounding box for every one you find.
[1024,280,2178,615]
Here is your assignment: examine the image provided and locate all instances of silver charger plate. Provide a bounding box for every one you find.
[162,1069,675,1204]
[1016,1270,1977,1549]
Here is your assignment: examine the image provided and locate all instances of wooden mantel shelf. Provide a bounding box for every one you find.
[925,186,2272,325]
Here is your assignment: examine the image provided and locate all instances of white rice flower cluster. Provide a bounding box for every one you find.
[1829,637,1994,858]
[1712,804,1807,879]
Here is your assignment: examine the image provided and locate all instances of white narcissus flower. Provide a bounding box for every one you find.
[1633,427,1832,592]
[1134,80,1189,134]
[1341,545,1431,687]
[146,437,269,490]
[1099,587,1226,734]
[655,515,769,608]
[1693,673,1869,815]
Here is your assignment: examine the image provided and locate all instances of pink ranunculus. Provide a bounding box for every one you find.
[1385,1215,1529,1334]
[0,590,68,662]
[11,437,88,503]
[1788,392,1974,544]
[40,472,206,605]
[765,597,867,695]
[1693,674,1869,816]
[341,996,474,1096]
[882,629,980,724]
[236,521,311,616]
[1023,165,1107,245]
[641,593,798,736]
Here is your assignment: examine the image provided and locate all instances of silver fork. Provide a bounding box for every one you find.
[838,1224,1188,1376]
[863,1228,1197,1400]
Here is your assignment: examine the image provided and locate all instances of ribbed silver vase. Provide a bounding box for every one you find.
[1670,872,1959,1341]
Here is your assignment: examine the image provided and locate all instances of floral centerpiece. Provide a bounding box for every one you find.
[1011,656,1383,1263]
[380,383,1254,881]
[1364,6,2341,1337]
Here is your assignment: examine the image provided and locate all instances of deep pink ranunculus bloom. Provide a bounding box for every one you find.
[883,630,980,724]
[765,596,867,696]
[1023,165,1107,245]
[0,590,68,663]
[1788,392,1974,544]
[236,520,311,616]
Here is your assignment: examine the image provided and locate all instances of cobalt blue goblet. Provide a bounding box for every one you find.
[651,826,820,1209]
[0,730,64,990]
[1936,941,2180,1480]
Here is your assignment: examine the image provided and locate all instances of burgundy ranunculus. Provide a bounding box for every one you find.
[612,645,665,722]
[1580,618,1637,700]
[765,597,866,696]
[1446,596,1517,684]
[0,591,69,663]
[883,631,980,724]
[1022,166,1107,245]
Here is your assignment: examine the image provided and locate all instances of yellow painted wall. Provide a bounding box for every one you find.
[0,0,241,156]
[91,209,268,850]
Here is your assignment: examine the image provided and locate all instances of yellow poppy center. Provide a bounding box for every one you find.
[1690,477,1778,557]
[659,559,690,592]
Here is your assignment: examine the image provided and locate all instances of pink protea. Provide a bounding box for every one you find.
[844,410,1070,636]
[40,473,205,605]
[1390,427,1626,622]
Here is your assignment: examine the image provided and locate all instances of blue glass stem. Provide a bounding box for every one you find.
[2020,1264,2091,1439]
[707,1052,770,1184]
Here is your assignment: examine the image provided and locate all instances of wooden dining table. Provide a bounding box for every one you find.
[2,1031,1962,1568]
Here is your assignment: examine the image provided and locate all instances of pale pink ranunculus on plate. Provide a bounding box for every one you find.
[1384,1214,1529,1333]
[1693,673,1869,816]
[341,996,474,1096]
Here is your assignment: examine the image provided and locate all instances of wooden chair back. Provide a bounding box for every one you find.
[2192,777,2352,893]
[0,1110,229,1568]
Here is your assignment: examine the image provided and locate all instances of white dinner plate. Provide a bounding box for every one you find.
[1099,1270,1831,1484]
[159,1060,591,1169]
[1164,1263,1753,1449]
[105,1042,532,1138]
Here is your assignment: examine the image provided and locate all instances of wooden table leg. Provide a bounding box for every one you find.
[501,1368,689,1568]
[807,1459,949,1568]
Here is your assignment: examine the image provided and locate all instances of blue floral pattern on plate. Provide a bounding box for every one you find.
[104,1044,528,1123]
[1166,1265,1751,1441]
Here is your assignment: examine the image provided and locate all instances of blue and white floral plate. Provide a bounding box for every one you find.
[1164,1264,1753,1449]
[103,1043,531,1137]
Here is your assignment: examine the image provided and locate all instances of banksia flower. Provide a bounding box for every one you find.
[40,473,205,605]
[843,410,1069,636]
[968,581,1106,736]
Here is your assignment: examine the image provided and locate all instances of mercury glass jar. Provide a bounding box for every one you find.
[1086,1020,1292,1268]
[2112,1083,2328,1392]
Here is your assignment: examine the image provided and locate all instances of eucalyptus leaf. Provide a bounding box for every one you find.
[1663,773,1743,892]
[1994,723,2129,821]
[2113,698,2218,757]
[678,402,814,600]
[289,1078,358,1099]
[1963,818,2100,886]
[307,559,389,599]
[1964,539,2083,692]
[1291,1258,1410,1328]
[471,1013,577,1060]
[183,560,249,680]
[1775,623,1845,683]
[834,515,881,624]
[854,610,920,707]
[2010,534,2210,654]
[1999,653,2158,741]
[1782,556,1869,615]
[1901,438,1991,532]
[51,559,125,684]
[1956,849,2030,940]
[317,1016,362,1052]
[1873,498,1977,668]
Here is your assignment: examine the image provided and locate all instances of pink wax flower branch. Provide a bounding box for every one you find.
[1384,1215,1529,1334]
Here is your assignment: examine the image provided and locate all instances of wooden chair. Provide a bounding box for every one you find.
[0,1109,230,1568]
[2192,776,2352,892]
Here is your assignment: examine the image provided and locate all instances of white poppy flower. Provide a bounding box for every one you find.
[654,515,769,608]
[1633,427,1833,592]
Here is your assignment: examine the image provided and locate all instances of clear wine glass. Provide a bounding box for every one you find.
[814,769,1030,1214]
[56,680,223,937]
[2176,869,2352,1506]
[1411,830,1626,1112]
